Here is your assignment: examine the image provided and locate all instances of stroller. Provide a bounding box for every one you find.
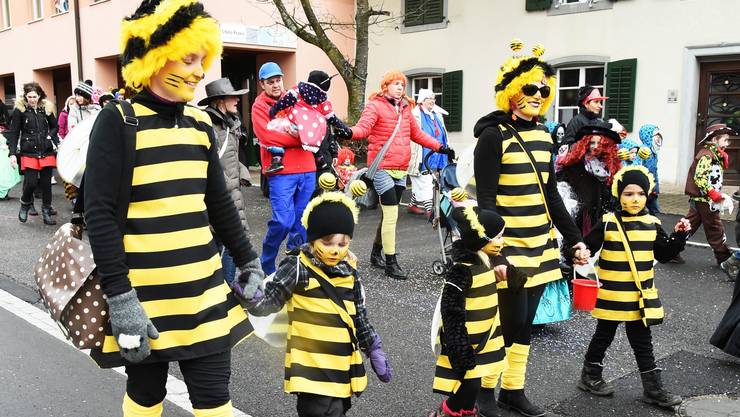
[423,152,476,276]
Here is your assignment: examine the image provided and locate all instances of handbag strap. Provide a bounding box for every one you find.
[114,99,139,233]
[366,110,404,179]
[610,213,644,293]
[501,123,552,226]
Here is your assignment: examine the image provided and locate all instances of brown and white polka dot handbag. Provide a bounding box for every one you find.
[34,223,109,349]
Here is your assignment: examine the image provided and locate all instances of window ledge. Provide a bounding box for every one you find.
[90,0,111,6]
[0,26,11,33]
[548,0,612,16]
[27,17,44,25]
[400,20,448,34]
[51,11,70,18]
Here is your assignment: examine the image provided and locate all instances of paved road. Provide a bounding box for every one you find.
[1,182,739,416]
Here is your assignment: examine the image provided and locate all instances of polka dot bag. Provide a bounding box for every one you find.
[34,223,108,349]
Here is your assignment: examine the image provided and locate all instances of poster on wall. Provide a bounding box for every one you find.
[220,23,298,49]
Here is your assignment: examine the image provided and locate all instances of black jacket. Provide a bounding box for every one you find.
[563,109,602,146]
[4,98,58,158]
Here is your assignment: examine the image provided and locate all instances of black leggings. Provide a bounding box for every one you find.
[446,378,481,412]
[125,350,231,409]
[585,319,656,372]
[73,176,85,214]
[373,185,405,245]
[21,167,53,206]
[497,284,547,346]
[296,393,351,417]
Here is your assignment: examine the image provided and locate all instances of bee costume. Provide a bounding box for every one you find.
[579,166,686,409]
[472,40,584,417]
[84,1,260,416]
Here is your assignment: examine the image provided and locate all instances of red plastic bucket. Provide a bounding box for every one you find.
[571,278,602,311]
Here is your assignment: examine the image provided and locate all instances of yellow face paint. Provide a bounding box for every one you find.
[620,184,647,215]
[150,51,206,102]
[312,234,351,266]
[481,231,505,256]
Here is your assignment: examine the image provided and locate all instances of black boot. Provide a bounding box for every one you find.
[477,387,501,417]
[370,243,385,268]
[42,206,56,225]
[497,389,545,417]
[640,369,682,409]
[46,205,57,215]
[385,254,407,280]
[577,362,614,396]
[28,204,38,216]
[18,201,32,223]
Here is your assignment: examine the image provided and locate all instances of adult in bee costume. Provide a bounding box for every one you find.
[473,40,590,417]
[579,165,690,409]
[84,1,264,416]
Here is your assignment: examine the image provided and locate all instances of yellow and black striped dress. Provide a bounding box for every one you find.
[91,102,252,367]
[592,212,664,324]
[433,264,506,395]
[284,253,367,398]
[496,126,561,288]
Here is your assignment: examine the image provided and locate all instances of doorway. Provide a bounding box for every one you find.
[52,66,72,114]
[221,49,258,166]
[696,60,740,185]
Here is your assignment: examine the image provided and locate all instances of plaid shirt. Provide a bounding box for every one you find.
[246,246,379,354]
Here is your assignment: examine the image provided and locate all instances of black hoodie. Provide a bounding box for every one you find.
[472,111,582,247]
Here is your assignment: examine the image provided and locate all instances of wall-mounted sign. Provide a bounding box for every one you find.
[220,23,297,49]
[667,89,678,104]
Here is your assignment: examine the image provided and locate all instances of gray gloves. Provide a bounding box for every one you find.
[106,288,159,363]
[231,257,265,301]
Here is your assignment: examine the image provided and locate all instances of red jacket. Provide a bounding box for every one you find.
[252,92,316,175]
[351,95,441,170]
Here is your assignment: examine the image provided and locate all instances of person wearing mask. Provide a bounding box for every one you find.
[472,40,589,417]
[199,77,252,284]
[563,85,608,146]
[252,62,317,275]
[349,70,455,280]
[5,82,59,225]
[409,88,449,216]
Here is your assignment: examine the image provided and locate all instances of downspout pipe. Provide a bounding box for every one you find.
[73,0,83,79]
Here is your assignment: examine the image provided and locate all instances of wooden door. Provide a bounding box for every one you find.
[696,61,740,185]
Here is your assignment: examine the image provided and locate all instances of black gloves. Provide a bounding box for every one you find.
[438,145,456,161]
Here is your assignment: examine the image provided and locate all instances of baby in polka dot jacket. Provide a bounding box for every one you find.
[267,70,352,173]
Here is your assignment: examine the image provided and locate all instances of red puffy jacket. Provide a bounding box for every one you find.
[351,95,441,171]
[252,92,316,175]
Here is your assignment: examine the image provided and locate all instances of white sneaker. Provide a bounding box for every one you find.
[51,176,57,185]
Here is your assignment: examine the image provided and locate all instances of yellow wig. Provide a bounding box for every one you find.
[611,165,656,198]
[494,40,556,115]
[120,0,222,90]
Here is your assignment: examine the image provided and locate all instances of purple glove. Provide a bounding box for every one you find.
[368,340,392,383]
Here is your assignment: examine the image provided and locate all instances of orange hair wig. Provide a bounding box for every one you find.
[370,69,414,104]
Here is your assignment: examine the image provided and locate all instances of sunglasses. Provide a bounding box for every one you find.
[521,84,551,98]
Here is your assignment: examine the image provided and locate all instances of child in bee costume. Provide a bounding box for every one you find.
[83,1,264,416]
[430,206,527,417]
[240,192,391,417]
[578,165,690,409]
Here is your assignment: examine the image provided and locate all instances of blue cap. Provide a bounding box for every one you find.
[259,62,284,80]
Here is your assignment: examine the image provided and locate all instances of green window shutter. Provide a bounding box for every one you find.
[404,0,444,27]
[442,70,463,132]
[604,58,638,131]
[526,0,552,12]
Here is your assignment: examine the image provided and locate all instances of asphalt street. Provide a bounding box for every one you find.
[1,181,739,417]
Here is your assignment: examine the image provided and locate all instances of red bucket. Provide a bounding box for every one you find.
[571,278,602,311]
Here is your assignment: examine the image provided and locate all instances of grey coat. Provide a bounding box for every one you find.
[206,107,250,233]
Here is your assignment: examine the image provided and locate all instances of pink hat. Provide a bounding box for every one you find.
[582,88,609,105]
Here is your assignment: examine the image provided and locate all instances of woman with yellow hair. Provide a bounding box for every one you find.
[472,40,590,417]
[349,70,455,280]
[84,1,263,416]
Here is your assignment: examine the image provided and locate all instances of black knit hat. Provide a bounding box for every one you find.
[302,192,359,241]
[74,80,94,101]
[611,165,655,198]
[307,70,331,92]
[452,206,505,252]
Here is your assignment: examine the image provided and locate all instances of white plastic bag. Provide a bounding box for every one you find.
[57,115,98,187]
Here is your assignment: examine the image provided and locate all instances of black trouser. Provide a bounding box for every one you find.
[296,393,351,417]
[73,176,85,214]
[585,319,656,372]
[446,378,481,412]
[125,350,231,409]
[21,167,52,206]
[497,283,547,346]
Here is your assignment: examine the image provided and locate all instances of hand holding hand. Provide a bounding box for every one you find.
[493,264,508,283]
[572,242,590,265]
[233,258,265,301]
[674,218,691,233]
[9,155,17,170]
[368,343,392,383]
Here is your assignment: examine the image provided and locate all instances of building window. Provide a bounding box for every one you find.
[401,0,447,33]
[54,0,69,14]
[554,65,605,125]
[31,0,43,20]
[1,0,10,28]
[411,75,442,103]
[547,0,613,15]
